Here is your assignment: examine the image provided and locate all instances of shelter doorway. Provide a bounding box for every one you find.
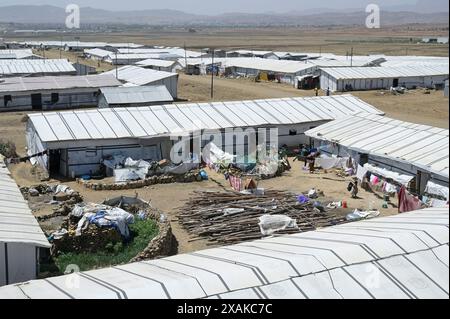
[49,149,61,176]
[31,94,43,110]
[393,78,399,88]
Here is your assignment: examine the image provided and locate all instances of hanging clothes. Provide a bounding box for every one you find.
[398,186,422,213]
[229,175,242,192]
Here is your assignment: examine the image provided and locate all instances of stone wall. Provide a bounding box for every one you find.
[129,212,177,262]
[77,171,204,191]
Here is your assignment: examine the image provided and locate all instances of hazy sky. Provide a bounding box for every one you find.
[0,0,435,14]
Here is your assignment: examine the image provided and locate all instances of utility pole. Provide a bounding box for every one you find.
[184,42,188,74]
[211,48,215,99]
[115,51,118,79]
[350,47,354,67]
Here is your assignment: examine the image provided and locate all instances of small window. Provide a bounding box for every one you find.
[289,129,297,136]
[51,93,59,103]
[4,95,12,107]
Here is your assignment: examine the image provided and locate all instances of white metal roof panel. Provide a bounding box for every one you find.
[0,162,50,248]
[0,74,121,93]
[28,95,384,144]
[0,59,76,76]
[0,208,447,299]
[321,65,449,80]
[103,65,177,86]
[100,85,173,105]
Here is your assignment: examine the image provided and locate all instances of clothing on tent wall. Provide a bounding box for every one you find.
[229,175,242,192]
[356,165,368,182]
[398,186,422,213]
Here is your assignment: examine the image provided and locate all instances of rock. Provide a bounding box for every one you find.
[28,188,39,197]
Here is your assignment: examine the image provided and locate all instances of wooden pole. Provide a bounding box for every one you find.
[211,48,215,99]
[350,47,354,67]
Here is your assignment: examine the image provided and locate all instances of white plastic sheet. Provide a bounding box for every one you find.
[258,215,298,236]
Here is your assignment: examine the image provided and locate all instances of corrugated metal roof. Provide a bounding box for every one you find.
[103,66,178,86]
[0,49,35,59]
[84,48,112,58]
[305,113,449,179]
[221,58,308,73]
[0,159,51,248]
[0,74,122,93]
[136,59,179,68]
[117,48,202,58]
[28,94,384,143]
[0,207,447,299]
[100,85,174,104]
[0,59,76,76]
[321,65,449,80]
[20,41,143,49]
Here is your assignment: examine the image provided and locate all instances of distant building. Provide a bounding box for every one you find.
[136,59,183,73]
[0,74,121,112]
[422,37,449,44]
[320,65,449,91]
[0,59,76,77]
[104,66,179,98]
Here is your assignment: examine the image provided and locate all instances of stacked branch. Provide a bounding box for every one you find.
[177,190,346,245]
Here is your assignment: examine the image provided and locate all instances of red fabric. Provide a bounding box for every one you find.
[398,186,422,213]
[229,175,242,192]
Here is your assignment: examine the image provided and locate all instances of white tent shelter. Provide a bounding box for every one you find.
[25,95,383,177]
[136,59,183,73]
[0,74,122,112]
[0,207,447,298]
[0,158,51,286]
[103,66,179,98]
[305,113,449,189]
[0,59,76,77]
[320,65,449,91]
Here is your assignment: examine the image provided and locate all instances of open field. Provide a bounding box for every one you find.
[9,25,449,56]
[177,74,450,128]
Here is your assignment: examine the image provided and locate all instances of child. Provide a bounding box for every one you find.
[347,177,359,198]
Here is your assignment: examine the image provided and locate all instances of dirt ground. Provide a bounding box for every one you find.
[8,160,398,254]
[177,74,449,128]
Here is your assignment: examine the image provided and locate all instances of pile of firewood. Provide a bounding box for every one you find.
[176,190,346,245]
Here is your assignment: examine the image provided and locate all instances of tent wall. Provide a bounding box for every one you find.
[0,88,100,112]
[26,122,48,171]
[311,139,448,191]
[144,77,178,99]
[62,143,163,177]
[321,73,449,92]
[0,242,39,286]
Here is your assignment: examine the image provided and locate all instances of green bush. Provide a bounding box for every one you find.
[54,219,159,272]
